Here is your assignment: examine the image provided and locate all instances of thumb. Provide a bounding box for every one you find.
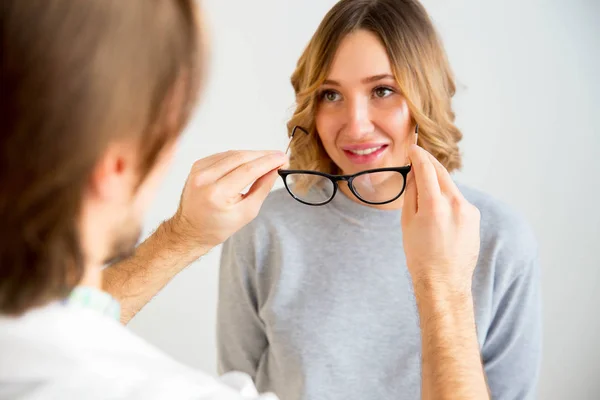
[242,168,280,211]
[402,171,417,227]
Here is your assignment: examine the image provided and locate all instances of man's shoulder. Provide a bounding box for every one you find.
[0,372,277,400]
[0,304,277,399]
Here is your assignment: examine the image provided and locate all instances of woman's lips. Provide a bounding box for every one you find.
[342,144,388,165]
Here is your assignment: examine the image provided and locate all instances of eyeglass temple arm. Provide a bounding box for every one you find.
[285,126,309,155]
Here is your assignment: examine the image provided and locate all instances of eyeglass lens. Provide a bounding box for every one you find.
[351,170,405,204]
[284,173,335,205]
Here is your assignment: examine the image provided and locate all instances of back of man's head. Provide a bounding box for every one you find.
[0,0,203,315]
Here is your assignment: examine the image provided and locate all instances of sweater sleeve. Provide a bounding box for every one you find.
[481,241,543,400]
[216,227,268,381]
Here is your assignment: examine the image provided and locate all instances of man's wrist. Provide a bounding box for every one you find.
[412,274,474,313]
[158,216,212,263]
[415,275,489,400]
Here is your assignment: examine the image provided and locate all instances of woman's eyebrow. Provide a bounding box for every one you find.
[361,74,395,83]
[322,74,395,86]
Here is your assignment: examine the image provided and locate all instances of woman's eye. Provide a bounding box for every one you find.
[321,90,341,102]
[373,86,394,98]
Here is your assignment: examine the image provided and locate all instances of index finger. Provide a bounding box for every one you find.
[408,144,441,205]
[218,152,288,196]
[193,150,284,186]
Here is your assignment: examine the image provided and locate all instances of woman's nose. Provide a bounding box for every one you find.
[344,97,374,139]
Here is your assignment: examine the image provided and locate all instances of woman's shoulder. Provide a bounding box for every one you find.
[457,182,533,231]
[261,187,299,214]
[229,188,306,240]
[246,187,300,225]
[456,182,539,268]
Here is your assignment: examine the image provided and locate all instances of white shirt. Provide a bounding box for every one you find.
[0,301,278,400]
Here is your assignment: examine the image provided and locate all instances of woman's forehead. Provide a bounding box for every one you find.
[325,30,393,85]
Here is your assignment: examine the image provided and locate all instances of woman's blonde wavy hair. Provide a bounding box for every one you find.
[287,0,462,175]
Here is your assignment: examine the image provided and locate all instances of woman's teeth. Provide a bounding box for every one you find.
[347,146,383,155]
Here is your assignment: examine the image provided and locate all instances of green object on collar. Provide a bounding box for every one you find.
[66,286,121,321]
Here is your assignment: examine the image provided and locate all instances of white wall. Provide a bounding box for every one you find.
[128,1,600,399]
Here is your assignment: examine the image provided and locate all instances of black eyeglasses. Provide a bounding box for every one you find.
[278,125,417,206]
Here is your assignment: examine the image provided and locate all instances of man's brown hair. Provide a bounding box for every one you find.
[0,0,203,315]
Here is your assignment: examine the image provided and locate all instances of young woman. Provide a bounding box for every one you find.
[217,1,542,399]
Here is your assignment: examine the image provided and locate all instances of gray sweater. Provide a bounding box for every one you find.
[217,183,542,400]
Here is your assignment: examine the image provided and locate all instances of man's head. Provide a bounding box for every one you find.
[0,0,204,315]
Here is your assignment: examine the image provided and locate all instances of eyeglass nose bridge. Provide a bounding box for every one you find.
[330,175,352,184]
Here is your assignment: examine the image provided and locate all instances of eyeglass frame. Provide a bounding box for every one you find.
[277,125,418,206]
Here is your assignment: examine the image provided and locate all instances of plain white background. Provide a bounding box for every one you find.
[128,0,600,398]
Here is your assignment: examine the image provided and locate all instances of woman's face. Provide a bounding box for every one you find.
[315,29,413,178]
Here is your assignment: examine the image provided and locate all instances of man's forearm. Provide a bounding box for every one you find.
[103,218,208,324]
[414,279,490,400]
